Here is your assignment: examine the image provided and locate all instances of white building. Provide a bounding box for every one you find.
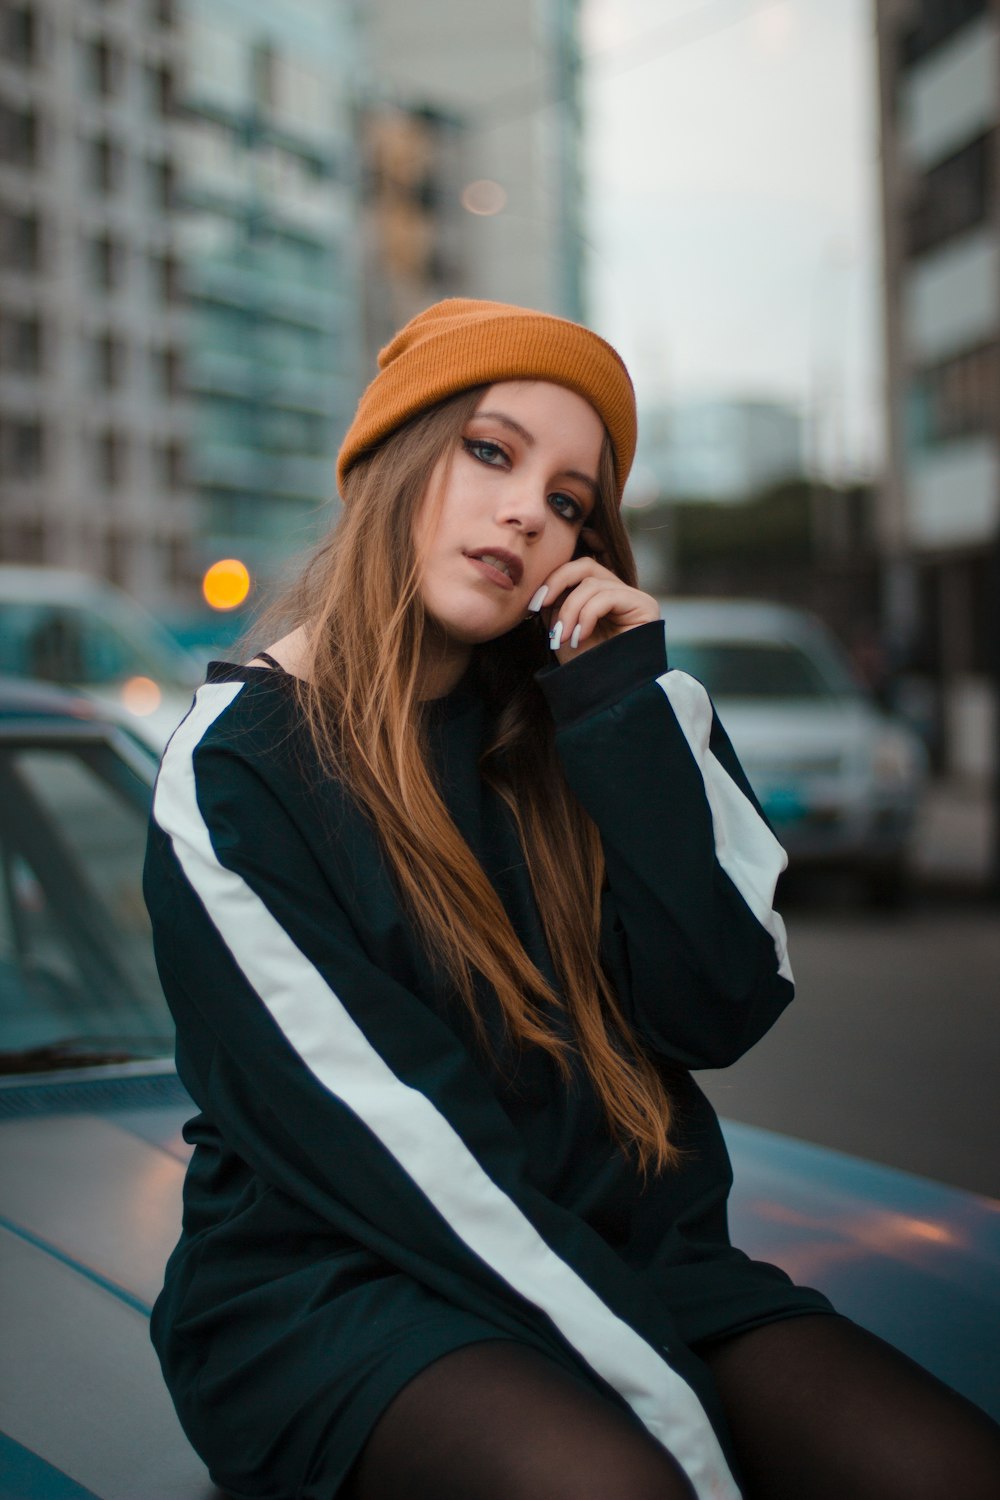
[0,0,191,602]
[0,0,365,605]
[876,0,999,781]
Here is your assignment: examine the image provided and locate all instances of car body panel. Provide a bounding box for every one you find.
[0,1107,187,1310]
[725,1120,1000,1416]
[0,1223,217,1500]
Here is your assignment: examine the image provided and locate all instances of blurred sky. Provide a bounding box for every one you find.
[582,0,881,479]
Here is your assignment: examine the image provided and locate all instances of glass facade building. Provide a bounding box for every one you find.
[176,0,364,582]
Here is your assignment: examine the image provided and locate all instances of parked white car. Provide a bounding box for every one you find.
[0,566,201,752]
[659,599,927,903]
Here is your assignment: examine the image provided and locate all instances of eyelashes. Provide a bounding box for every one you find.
[461,437,587,524]
[462,437,506,467]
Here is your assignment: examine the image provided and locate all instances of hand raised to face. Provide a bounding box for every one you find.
[528,557,659,660]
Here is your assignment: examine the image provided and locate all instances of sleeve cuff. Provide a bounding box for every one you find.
[535,620,668,727]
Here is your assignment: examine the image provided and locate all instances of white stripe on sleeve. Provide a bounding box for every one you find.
[657,670,793,983]
[152,681,741,1500]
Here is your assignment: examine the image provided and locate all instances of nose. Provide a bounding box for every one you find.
[495,479,547,537]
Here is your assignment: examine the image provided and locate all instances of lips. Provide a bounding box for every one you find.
[465,548,524,587]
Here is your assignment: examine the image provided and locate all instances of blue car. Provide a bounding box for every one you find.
[0,679,995,1499]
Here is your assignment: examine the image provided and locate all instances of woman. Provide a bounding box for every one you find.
[145,299,1000,1500]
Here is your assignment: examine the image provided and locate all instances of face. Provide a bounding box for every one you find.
[413,380,604,679]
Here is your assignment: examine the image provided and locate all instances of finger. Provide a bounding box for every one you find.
[537,555,619,606]
[549,580,640,650]
[555,583,660,652]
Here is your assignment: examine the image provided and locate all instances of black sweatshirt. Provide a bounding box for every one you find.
[144,621,831,1500]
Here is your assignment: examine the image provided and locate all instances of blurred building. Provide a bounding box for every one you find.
[1,0,585,608]
[0,0,191,601]
[876,0,999,781]
[360,100,465,360]
[362,0,586,341]
[176,0,363,585]
[0,0,363,608]
[630,398,804,504]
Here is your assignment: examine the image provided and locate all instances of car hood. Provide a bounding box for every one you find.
[1,1075,996,1499]
[725,1121,1000,1418]
[0,1069,219,1500]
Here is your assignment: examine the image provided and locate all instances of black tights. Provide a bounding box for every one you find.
[343,1316,1000,1500]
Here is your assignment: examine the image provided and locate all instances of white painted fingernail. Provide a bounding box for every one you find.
[528,585,549,612]
[570,624,581,649]
[549,620,564,650]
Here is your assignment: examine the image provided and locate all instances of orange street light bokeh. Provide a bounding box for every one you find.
[203,558,251,611]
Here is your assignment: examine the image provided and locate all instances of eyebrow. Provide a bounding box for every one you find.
[471,410,600,499]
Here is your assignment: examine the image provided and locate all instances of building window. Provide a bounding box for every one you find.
[104,527,129,587]
[146,62,175,118]
[84,37,123,99]
[0,102,39,168]
[147,157,175,211]
[0,519,45,562]
[0,312,44,373]
[906,132,992,257]
[2,5,38,67]
[151,250,181,303]
[153,344,183,395]
[154,438,185,489]
[910,342,1000,445]
[91,233,126,291]
[0,205,41,271]
[0,417,45,479]
[88,135,125,195]
[95,429,127,488]
[166,534,194,591]
[901,1,988,65]
[94,332,127,389]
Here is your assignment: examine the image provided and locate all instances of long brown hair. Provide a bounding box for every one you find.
[258,389,677,1172]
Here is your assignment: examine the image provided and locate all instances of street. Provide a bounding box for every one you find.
[698,883,1000,1200]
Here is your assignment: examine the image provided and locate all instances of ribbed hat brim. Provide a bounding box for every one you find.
[336,299,636,501]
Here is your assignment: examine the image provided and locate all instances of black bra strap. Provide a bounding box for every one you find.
[251,651,284,671]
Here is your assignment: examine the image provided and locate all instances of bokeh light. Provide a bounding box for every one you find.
[460,179,508,216]
[120,676,162,716]
[203,558,251,611]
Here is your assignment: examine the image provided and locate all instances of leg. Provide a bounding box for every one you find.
[343,1339,697,1500]
[700,1313,1000,1500]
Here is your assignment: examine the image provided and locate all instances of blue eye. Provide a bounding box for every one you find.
[462,438,507,467]
[549,492,584,523]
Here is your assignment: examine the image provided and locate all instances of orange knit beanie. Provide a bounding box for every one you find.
[336,298,636,502]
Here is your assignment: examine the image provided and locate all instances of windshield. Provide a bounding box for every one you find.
[0,599,200,691]
[666,639,857,700]
[0,735,173,1072]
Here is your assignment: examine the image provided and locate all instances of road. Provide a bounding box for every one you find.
[698,883,1000,1199]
